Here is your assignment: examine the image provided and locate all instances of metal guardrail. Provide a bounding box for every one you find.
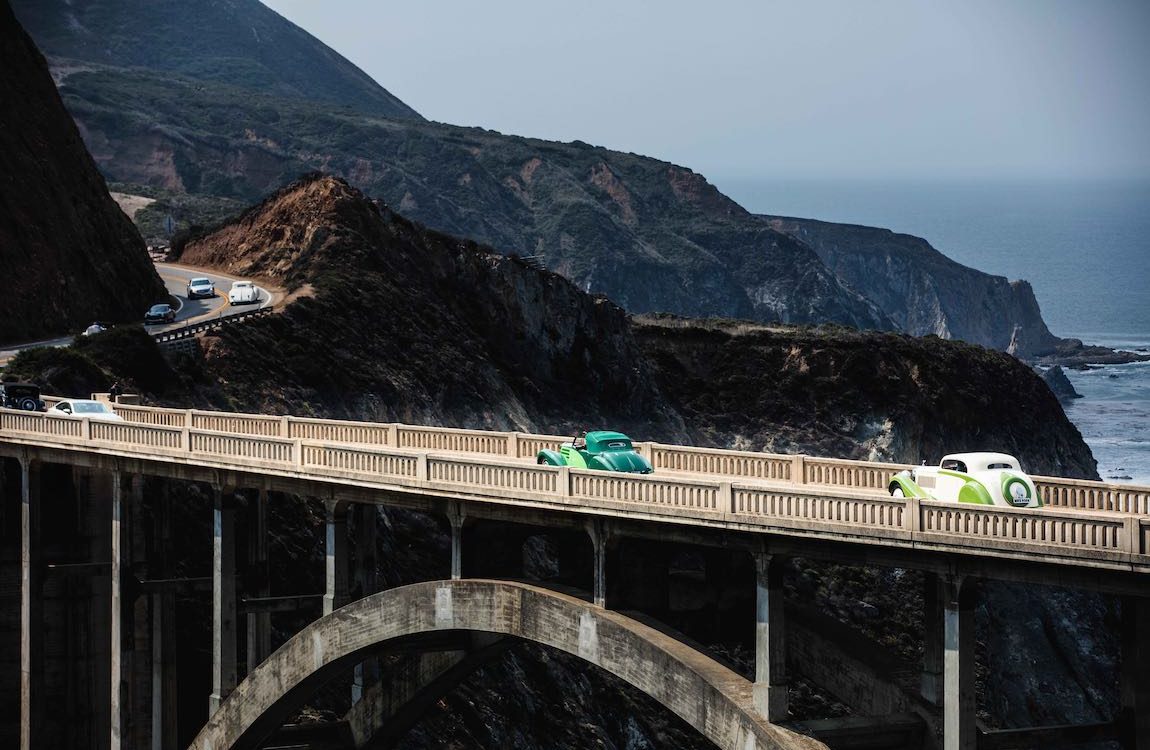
[152,307,274,345]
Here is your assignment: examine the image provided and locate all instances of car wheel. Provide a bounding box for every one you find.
[18,398,37,411]
[537,457,547,465]
[890,486,905,498]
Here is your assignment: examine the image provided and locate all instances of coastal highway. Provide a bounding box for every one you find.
[0,263,277,365]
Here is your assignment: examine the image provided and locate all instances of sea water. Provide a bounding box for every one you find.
[716,178,1150,483]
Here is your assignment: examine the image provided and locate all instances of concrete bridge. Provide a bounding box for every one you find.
[2,402,1148,750]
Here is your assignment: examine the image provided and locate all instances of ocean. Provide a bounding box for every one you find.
[716,178,1150,484]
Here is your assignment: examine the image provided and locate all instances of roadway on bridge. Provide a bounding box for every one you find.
[0,262,278,364]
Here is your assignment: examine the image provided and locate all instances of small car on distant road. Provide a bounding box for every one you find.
[144,303,176,324]
[48,399,124,422]
[228,281,260,305]
[186,277,215,299]
[0,382,46,412]
[889,452,1041,508]
[537,431,653,474]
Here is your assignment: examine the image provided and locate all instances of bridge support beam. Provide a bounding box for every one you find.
[210,487,238,714]
[1120,595,1150,749]
[246,489,271,673]
[942,576,976,750]
[20,457,42,750]
[753,552,788,721]
[323,501,350,615]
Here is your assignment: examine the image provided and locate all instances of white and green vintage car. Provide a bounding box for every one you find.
[889,452,1042,508]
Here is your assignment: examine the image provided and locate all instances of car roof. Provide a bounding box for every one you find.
[150,303,171,309]
[60,398,108,406]
[942,452,1019,466]
[190,277,211,284]
[232,280,252,286]
[2,381,40,389]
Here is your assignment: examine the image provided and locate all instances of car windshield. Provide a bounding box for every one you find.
[190,278,211,286]
[73,402,110,414]
[987,462,1015,470]
[149,305,170,313]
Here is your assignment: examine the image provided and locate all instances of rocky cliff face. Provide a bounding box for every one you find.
[636,316,1097,479]
[765,217,1062,359]
[0,0,165,343]
[178,174,685,436]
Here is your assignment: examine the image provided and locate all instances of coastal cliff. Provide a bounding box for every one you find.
[0,1,164,343]
[764,217,1062,359]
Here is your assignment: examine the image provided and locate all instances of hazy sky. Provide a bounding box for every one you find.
[261,0,1150,181]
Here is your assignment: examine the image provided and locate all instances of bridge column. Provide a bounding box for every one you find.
[921,572,943,704]
[942,576,976,750]
[246,489,271,672]
[1120,595,1150,749]
[111,472,131,750]
[323,500,350,615]
[19,456,42,750]
[209,486,238,714]
[448,501,464,581]
[753,552,788,721]
[151,480,178,750]
[352,503,380,705]
[587,519,609,608]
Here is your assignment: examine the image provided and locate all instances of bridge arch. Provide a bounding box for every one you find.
[190,579,824,750]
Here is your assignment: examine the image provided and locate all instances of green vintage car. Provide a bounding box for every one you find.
[537,431,653,474]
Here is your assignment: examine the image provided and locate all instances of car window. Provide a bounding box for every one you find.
[605,441,631,450]
[74,402,109,414]
[941,459,968,473]
[987,462,1015,470]
[55,402,71,411]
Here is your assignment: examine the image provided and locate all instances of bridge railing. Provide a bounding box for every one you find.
[77,400,1150,516]
[2,410,1147,563]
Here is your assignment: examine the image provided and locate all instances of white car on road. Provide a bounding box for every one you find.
[48,399,124,422]
[228,281,260,305]
[889,452,1041,508]
[186,277,215,299]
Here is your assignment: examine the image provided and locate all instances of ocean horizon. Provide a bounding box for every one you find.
[715,177,1150,484]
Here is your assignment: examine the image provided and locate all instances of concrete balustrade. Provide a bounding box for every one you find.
[90,398,1150,517]
[4,409,1148,573]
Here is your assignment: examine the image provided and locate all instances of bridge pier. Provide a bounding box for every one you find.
[587,518,609,608]
[323,500,350,615]
[110,472,130,750]
[209,486,237,714]
[1121,595,1150,749]
[352,503,380,705]
[19,456,42,750]
[922,572,943,704]
[942,575,976,750]
[245,489,271,674]
[150,480,178,750]
[753,552,788,722]
[448,501,464,581]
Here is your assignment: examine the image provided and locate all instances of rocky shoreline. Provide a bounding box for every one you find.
[1031,337,1150,369]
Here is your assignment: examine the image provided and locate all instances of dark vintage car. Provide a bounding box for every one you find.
[144,303,176,324]
[536,431,653,474]
[0,382,46,411]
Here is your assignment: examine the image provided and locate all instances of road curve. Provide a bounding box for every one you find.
[0,262,279,364]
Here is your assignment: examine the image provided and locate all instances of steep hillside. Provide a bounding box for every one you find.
[765,217,1062,358]
[636,316,1097,479]
[177,174,685,435]
[12,0,420,119]
[0,0,165,343]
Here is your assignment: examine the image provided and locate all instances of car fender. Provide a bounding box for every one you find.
[888,473,931,498]
[536,449,564,466]
[958,481,994,505]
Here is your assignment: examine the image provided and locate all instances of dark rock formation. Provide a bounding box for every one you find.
[1039,365,1082,403]
[0,0,165,343]
[635,316,1098,480]
[177,174,685,436]
[764,217,1062,359]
